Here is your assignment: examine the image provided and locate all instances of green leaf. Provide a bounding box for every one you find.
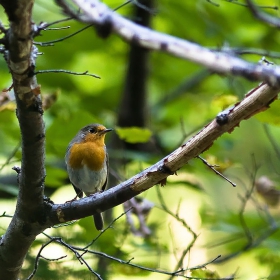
[211,94,238,110]
[0,183,18,196]
[45,165,67,187]
[115,127,152,144]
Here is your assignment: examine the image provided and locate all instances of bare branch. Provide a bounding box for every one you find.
[26,237,65,280]
[34,23,93,46]
[27,236,102,280]
[0,212,13,219]
[38,17,73,29]
[56,0,280,87]
[35,69,100,79]
[245,0,280,27]
[47,83,280,226]
[33,232,227,280]
[75,247,226,279]
[198,156,236,187]
[238,159,259,242]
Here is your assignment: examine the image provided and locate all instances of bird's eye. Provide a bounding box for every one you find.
[89,127,97,134]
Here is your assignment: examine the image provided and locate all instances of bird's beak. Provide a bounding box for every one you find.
[100,128,113,135]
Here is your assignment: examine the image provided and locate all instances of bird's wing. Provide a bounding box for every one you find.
[73,184,84,198]
[101,152,109,192]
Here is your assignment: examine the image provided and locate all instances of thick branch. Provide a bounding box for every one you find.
[47,83,279,225]
[56,0,280,87]
[0,0,46,279]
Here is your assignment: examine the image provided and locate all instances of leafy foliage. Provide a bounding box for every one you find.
[1,0,280,279]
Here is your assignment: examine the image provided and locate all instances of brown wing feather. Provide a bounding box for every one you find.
[101,153,109,192]
[73,184,83,198]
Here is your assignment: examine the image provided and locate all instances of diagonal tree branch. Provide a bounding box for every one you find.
[47,83,280,226]
[56,0,280,87]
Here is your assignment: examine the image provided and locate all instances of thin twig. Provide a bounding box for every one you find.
[113,0,131,11]
[263,124,280,160]
[213,157,278,264]
[217,47,280,59]
[82,209,131,250]
[238,155,259,241]
[131,0,157,14]
[207,0,278,9]
[39,231,228,279]
[183,255,222,271]
[0,212,13,218]
[59,238,102,279]
[35,1,151,47]
[34,23,93,46]
[206,0,219,7]
[41,17,74,28]
[40,254,67,261]
[45,26,71,31]
[214,225,277,264]
[198,155,236,187]
[223,0,277,9]
[28,235,102,280]
[158,184,198,280]
[156,186,197,238]
[26,237,62,280]
[76,248,228,279]
[245,0,280,27]
[35,69,100,79]
[0,142,21,172]
[52,220,77,228]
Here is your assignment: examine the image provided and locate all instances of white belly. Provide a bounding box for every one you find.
[68,163,107,195]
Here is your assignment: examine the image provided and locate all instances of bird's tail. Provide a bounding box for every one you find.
[93,213,103,230]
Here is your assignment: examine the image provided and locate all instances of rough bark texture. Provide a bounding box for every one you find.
[0,0,46,279]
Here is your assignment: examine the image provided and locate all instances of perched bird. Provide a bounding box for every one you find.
[65,124,112,230]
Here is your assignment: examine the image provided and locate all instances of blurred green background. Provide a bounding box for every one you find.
[1,0,280,279]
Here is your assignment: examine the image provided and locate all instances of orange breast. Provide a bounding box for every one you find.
[68,141,106,171]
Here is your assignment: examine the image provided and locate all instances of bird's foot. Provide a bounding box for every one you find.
[65,195,79,204]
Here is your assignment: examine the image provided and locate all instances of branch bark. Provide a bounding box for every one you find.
[0,0,46,279]
[56,0,280,87]
[47,83,279,226]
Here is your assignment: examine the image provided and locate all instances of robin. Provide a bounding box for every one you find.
[65,123,113,230]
